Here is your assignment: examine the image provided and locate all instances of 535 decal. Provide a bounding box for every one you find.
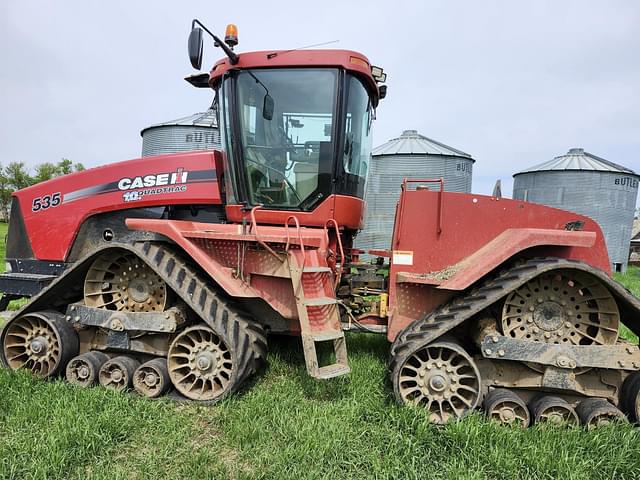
[32,192,61,212]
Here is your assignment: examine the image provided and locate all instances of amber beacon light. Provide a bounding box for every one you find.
[225,24,238,48]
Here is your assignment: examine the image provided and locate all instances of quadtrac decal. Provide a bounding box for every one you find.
[118,168,189,203]
[58,168,217,204]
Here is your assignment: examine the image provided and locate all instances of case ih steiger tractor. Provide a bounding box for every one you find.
[2,21,640,427]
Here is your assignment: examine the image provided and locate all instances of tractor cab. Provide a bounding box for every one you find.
[187,21,387,228]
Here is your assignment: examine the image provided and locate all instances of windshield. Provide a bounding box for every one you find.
[235,69,338,208]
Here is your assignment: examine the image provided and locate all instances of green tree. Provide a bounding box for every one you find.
[0,164,12,221]
[34,162,59,183]
[74,162,86,172]
[57,158,73,175]
[4,162,33,190]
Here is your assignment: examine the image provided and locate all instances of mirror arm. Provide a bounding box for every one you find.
[192,19,239,65]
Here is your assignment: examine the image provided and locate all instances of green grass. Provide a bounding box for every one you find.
[615,267,640,344]
[2,223,640,479]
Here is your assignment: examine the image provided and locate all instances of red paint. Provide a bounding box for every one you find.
[13,151,221,261]
[126,218,330,306]
[209,49,380,104]
[385,188,612,341]
[225,195,365,230]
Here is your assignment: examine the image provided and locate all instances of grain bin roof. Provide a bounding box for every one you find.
[372,129,474,160]
[514,148,638,177]
[140,109,217,136]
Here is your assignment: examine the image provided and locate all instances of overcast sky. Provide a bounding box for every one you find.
[1,1,639,199]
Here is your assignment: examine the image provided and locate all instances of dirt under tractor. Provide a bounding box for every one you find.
[2,20,640,427]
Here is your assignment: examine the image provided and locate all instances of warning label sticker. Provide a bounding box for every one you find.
[392,250,414,266]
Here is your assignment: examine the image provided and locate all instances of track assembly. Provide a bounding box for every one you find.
[502,270,619,345]
[84,252,168,312]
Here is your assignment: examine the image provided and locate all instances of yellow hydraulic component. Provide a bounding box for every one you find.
[379,293,389,318]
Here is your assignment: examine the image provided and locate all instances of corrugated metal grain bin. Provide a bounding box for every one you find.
[141,109,220,157]
[513,148,639,272]
[356,129,474,253]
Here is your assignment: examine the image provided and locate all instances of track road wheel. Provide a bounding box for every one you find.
[484,388,530,428]
[576,398,626,428]
[168,325,239,402]
[66,351,109,387]
[620,372,640,422]
[529,395,579,426]
[99,355,140,391]
[392,340,482,424]
[1,311,78,378]
[133,358,170,398]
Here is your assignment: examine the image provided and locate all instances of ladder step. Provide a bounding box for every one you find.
[303,297,338,307]
[302,266,332,273]
[310,330,344,342]
[316,363,351,379]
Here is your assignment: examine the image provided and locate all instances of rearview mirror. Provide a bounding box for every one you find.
[263,94,274,121]
[188,27,204,70]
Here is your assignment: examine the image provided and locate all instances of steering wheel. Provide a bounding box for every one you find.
[245,156,302,204]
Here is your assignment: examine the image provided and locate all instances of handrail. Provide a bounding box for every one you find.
[395,178,444,247]
[325,219,344,288]
[284,215,306,268]
[249,205,284,261]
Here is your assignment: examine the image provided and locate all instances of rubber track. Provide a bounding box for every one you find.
[3,241,267,399]
[389,257,640,390]
[134,242,267,394]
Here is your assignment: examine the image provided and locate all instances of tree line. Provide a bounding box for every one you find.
[0,159,85,220]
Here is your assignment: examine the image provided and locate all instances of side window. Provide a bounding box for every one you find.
[343,77,372,179]
[219,79,238,204]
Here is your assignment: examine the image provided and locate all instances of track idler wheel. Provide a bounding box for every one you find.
[99,355,140,391]
[167,325,236,402]
[483,388,530,428]
[576,398,626,428]
[1,311,78,378]
[66,351,110,387]
[133,358,170,398]
[620,372,640,422]
[392,340,482,424]
[529,395,579,426]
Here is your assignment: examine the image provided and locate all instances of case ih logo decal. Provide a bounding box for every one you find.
[58,168,217,205]
[117,168,189,190]
[118,168,189,202]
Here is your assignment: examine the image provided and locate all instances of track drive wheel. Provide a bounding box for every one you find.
[484,388,530,428]
[66,351,110,387]
[501,270,619,345]
[84,251,168,312]
[529,395,579,426]
[576,398,626,428]
[133,358,171,398]
[391,340,482,424]
[1,311,78,378]
[99,355,140,391]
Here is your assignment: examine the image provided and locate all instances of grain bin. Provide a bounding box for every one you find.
[356,129,474,253]
[513,148,639,272]
[141,108,220,157]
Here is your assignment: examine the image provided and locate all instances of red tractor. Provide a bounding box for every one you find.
[2,21,640,426]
